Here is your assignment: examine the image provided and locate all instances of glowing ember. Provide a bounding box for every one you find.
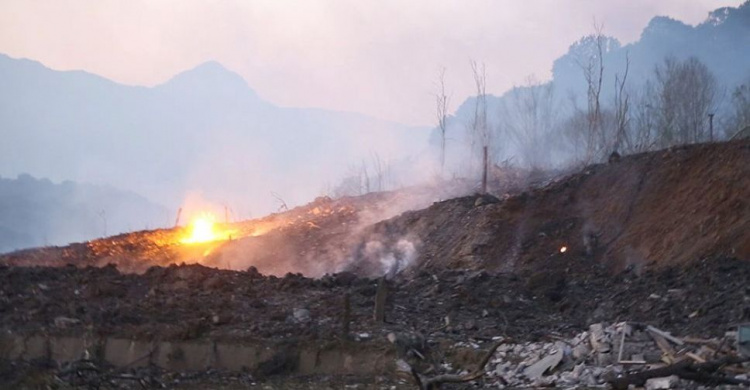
[181,213,232,244]
[560,246,567,253]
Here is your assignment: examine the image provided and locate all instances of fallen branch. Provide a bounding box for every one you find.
[609,356,750,390]
[410,338,511,390]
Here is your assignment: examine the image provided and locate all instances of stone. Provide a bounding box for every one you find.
[54,316,81,328]
[474,194,500,207]
[293,308,311,323]
[645,375,679,390]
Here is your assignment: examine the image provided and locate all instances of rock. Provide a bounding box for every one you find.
[211,313,231,325]
[474,194,500,207]
[246,266,261,278]
[203,275,224,290]
[166,280,189,291]
[54,316,81,328]
[333,271,358,286]
[645,375,679,390]
[572,342,591,360]
[293,308,311,323]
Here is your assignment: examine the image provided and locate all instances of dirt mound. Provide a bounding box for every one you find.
[349,140,749,277]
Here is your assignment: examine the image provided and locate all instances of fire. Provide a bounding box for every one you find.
[560,246,567,253]
[181,213,233,244]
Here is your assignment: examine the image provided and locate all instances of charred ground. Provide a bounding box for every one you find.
[0,140,748,388]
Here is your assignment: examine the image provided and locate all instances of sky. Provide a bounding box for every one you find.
[0,0,742,126]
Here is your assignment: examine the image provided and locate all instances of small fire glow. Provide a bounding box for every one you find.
[560,246,567,253]
[181,213,233,244]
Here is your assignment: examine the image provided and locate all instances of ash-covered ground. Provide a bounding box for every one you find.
[1,141,748,389]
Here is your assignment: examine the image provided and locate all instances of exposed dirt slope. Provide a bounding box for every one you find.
[349,140,749,277]
[1,141,747,279]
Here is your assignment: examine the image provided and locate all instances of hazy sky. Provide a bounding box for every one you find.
[0,0,742,126]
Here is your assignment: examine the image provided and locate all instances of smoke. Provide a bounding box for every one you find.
[363,237,419,278]
[201,181,462,278]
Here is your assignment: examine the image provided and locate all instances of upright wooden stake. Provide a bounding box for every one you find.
[374,277,387,323]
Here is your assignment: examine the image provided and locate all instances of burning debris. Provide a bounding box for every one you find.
[179,213,236,244]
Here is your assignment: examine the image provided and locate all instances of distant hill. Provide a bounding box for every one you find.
[550,2,750,102]
[439,1,750,168]
[0,174,168,253]
[0,55,430,217]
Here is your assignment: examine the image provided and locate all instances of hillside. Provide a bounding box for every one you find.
[3,140,747,276]
[350,140,749,278]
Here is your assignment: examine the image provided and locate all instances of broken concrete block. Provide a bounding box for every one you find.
[523,347,563,379]
[644,375,679,390]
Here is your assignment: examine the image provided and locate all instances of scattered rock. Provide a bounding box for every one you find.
[645,375,679,390]
[292,308,311,323]
[54,316,81,328]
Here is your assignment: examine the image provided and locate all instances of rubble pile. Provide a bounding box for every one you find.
[480,322,750,389]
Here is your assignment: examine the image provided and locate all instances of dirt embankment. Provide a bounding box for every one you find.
[349,140,749,277]
[2,141,747,279]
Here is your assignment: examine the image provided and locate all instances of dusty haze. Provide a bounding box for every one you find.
[0,0,741,125]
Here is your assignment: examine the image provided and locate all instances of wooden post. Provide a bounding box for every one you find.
[708,113,714,142]
[343,293,351,339]
[374,277,387,323]
[481,145,488,194]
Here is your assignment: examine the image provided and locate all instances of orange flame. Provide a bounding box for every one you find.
[181,213,234,244]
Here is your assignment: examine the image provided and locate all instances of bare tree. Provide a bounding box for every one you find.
[652,56,719,147]
[502,76,557,168]
[613,52,631,153]
[370,151,387,192]
[726,77,750,138]
[270,192,289,211]
[574,22,607,163]
[435,67,450,176]
[469,60,491,192]
[628,83,658,153]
